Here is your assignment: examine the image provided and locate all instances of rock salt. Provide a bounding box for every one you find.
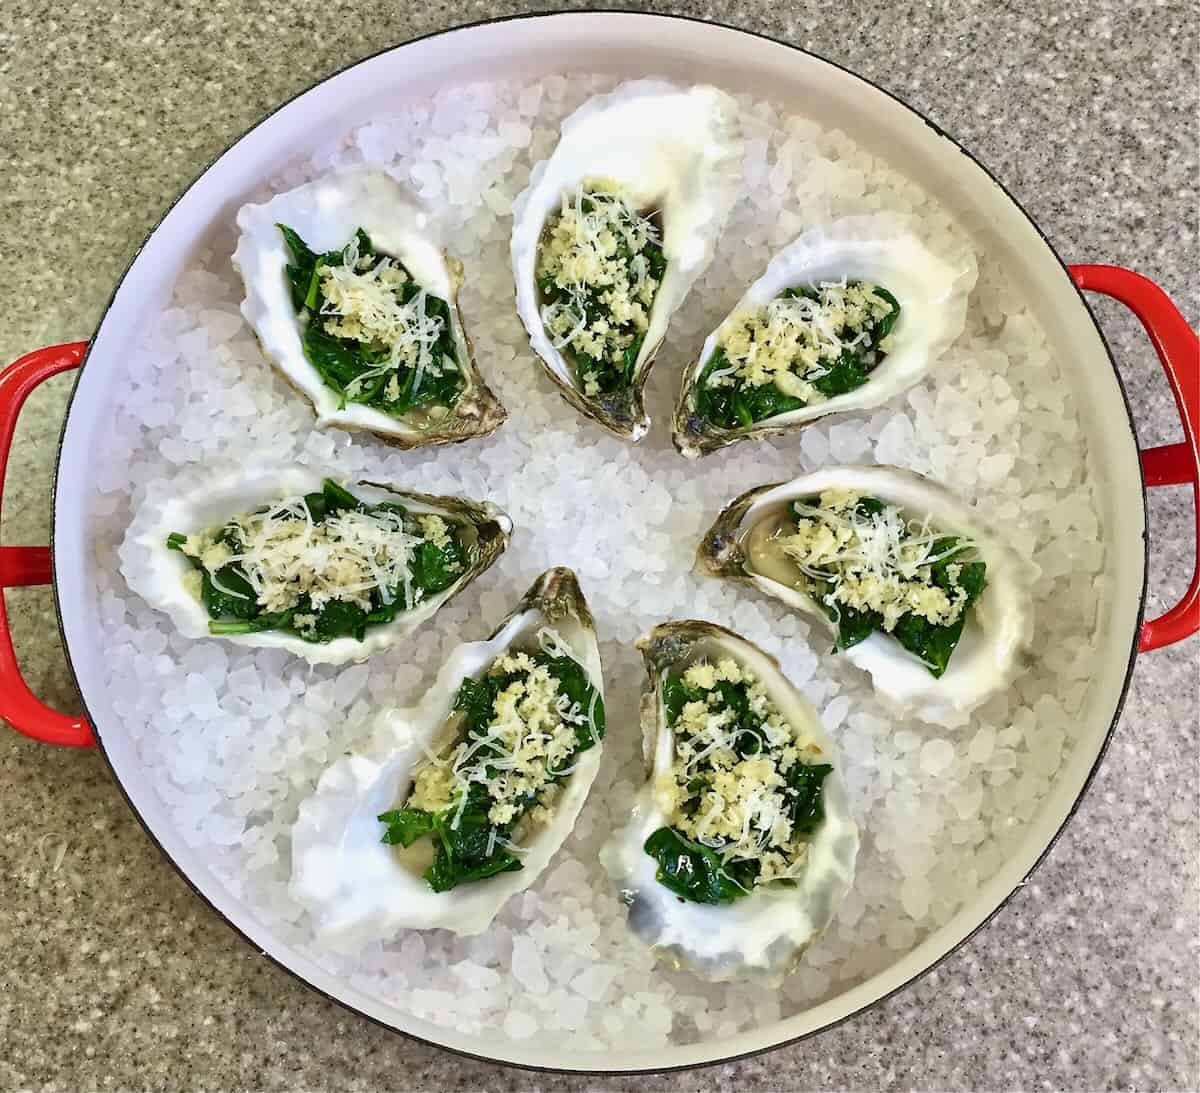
[511,935,550,994]
[920,739,955,776]
[99,75,1105,1053]
[502,1011,539,1040]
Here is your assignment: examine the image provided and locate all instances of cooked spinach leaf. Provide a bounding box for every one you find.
[787,762,833,834]
[379,651,605,893]
[831,602,882,651]
[278,223,464,417]
[795,498,988,676]
[890,536,988,676]
[647,665,832,905]
[697,281,900,428]
[694,345,809,428]
[377,807,435,847]
[167,479,467,645]
[409,539,464,596]
[643,827,757,905]
[200,565,258,621]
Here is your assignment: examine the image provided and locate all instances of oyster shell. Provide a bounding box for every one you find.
[234,165,507,447]
[123,467,511,666]
[290,568,604,948]
[696,465,1034,726]
[601,620,859,982]
[672,214,977,458]
[511,80,741,440]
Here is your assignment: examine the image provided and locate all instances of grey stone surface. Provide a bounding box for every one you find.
[1,2,1196,1090]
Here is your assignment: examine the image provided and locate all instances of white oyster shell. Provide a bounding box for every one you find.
[290,568,603,948]
[696,465,1035,727]
[673,213,977,457]
[601,620,859,983]
[123,467,511,666]
[511,79,742,440]
[233,165,507,447]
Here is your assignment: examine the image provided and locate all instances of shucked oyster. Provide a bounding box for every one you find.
[697,466,1033,726]
[673,214,976,458]
[511,80,741,440]
[234,166,507,447]
[291,568,605,947]
[601,620,859,983]
[124,468,510,665]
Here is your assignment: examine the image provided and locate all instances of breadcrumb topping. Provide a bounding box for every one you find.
[775,489,973,630]
[537,179,662,396]
[182,499,458,622]
[660,657,826,886]
[409,643,591,829]
[711,281,896,401]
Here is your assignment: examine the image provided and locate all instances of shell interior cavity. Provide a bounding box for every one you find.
[511,79,742,440]
[234,165,507,447]
[601,620,859,983]
[290,568,604,948]
[673,213,978,458]
[123,467,511,666]
[696,465,1035,727]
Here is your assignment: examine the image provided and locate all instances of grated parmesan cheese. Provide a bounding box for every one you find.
[408,641,590,831]
[712,280,896,401]
[537,178,662,389]
[661,657,827,886]
[775,489,975,630]
[180,496,459,624]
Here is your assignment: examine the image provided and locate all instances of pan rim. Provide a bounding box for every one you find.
[46,9,1149,1075]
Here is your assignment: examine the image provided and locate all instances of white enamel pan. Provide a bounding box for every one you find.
[1,12,1196,1074]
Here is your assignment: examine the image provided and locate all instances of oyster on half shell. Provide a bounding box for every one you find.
[511,80,741,440]
[290,568,604,948]
[234,165,507,448]
[696,465,1034,726]
[601,620,859,983]
[122,467,511,666]
[673,214,977,458]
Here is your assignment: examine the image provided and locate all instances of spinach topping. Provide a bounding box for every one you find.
[644,659,832,906]
[278,224,464,416]
[166,478,465,643]
[643,827,759,905]
[537,185,667,398]
[695,281,900,429]
[379,650,605,893]
[789,495,988,677]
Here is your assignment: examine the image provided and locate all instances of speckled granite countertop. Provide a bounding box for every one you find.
[1,2,1196,1090]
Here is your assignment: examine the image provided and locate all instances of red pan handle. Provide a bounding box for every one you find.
[0,342,95,747]
[1071,264,1200,652]
[1,272,1195,745]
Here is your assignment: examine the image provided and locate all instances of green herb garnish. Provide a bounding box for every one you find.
[379,650,605,893]
[645,658,832,905]
[166,478,466,644]
[278,224,464,417]
[696,280,900,429]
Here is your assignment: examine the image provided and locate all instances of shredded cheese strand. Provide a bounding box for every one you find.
[663,657,826,887]
[182,496,457,619]
[407,649,591,832]
[711,280,895,400]
[774,489,978,632]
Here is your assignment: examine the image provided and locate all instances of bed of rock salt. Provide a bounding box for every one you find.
[96,75,1103,1052]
